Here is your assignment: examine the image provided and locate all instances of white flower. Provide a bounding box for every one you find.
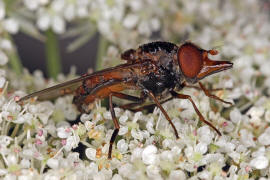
[112,174,123,180]
[264,110,270,122]
[3,174,17,180]
[55,96,77,121]
[51,15,65,34]
[117,139,128,153]
[0,77,6,88]
[77,5,88,17]
[169,170,186,180]
[195,142,208,154]
[197,126,214,145]
[215,138,235,153]
[14,113,33,124]
[98,20,111,37]
[119,114,128,124]
[118,163,133,178]
[247,106,264,125]
[43,173,60,180]
[80,113,92,122]
[240,129,256,148]
[57,127,72,138]
[129,1,142,11]
[118,126,128,136]
[250,156,268,169]
[146,165,162,179]
[47,158,59,169]
[64,134,80,151]
[0,169,8,176]
[3,18,19,34]
[20,159,30,169]
[150,18,160,31]
[37,12,50,31]
[85,148,96,161]
[162,139,174,149]
[133,112,142,122]
[0,51,8,65]
[123,14,139,29]
[6,154,17,165]
[36,102,54,124]
[100,168,112,180]
[0,39,12,51]
[258,127,270,145]
[252,147,265,158]
[138,21,151,36]
[160,150,174,162]
[131,129,143,141]
[228,151,240,164]
[23,0,39,10]
[146,118,155,134]
[131,147,143,161]
[198,171,211,179]
[51,0,65,12]
[230,108,242,124]
[0,1,5,20]
[142,145,158,165]
[0,136,13,147]
[171,146,181,156]
[87,162,98,175]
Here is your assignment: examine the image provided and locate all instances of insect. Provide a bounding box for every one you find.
[18,41,233,159]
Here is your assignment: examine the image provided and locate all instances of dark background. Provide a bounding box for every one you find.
[13,32,99,77]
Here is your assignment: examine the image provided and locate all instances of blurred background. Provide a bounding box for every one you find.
[13,32,99,76]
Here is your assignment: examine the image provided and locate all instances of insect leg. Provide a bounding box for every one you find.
[111,92,142,102]
[130,97,174,112]
[119,92,147,110]
[108,92,120,159]
[170,91,221,136]
[182,82,232,92]
[182,82,232,105]
[198,82,232,105]
[144,90,179,139]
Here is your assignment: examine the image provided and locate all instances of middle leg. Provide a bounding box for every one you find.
[144,90,179,139]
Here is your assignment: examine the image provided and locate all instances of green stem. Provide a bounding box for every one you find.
[95,35,108,71]
[7,35,23,75]
[45,29,62,79]
[11,124,20,138]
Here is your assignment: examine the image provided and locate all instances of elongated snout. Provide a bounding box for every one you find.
[197,56,233,79]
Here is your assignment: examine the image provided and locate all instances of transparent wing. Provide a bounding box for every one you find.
[18,75,88,102]
[18,63,137,102]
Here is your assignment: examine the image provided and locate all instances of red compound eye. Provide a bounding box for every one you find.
[177,43,203,78]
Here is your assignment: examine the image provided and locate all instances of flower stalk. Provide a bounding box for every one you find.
[95,35,108,71]
[45,29,62,79]
[7,35,23,75]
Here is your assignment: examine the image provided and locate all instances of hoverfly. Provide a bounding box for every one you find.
[18,41,233,159]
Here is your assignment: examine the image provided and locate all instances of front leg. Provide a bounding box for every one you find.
[182,82,232,105]
[198,82,232,105]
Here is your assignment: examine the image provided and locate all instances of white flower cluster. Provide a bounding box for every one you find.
[0,1,19,73]
[0,0,269,179]
[19,0,178,49]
